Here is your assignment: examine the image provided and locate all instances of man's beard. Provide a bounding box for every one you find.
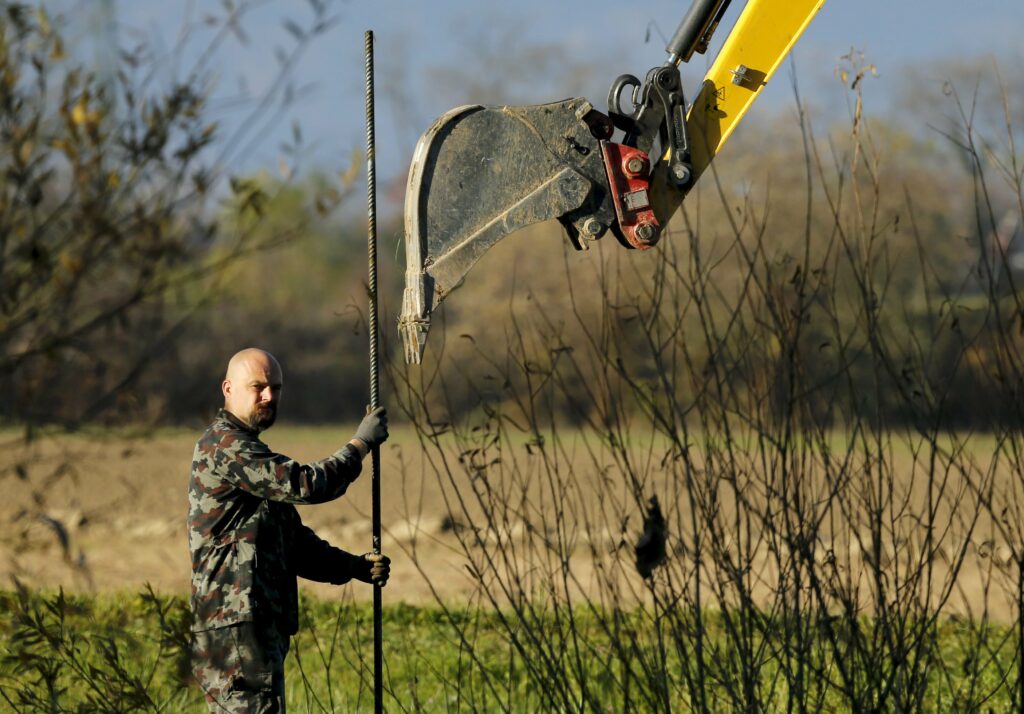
[248,404,277,431]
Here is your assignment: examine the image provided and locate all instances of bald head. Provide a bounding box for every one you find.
[222,348,283,431]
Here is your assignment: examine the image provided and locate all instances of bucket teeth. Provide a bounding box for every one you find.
[399,319,428,365]
[399,269,430,364]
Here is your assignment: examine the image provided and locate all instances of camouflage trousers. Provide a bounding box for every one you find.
[192,621,290,713]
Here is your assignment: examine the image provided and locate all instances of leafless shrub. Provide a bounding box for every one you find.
[386,57,1024,711]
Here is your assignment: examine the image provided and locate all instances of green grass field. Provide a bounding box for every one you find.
[0,588,1018,712]
[0,588,535,712]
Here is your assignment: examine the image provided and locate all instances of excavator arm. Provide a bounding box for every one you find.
[400,0,826,363]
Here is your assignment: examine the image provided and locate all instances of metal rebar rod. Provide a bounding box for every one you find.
[364,28,384,714]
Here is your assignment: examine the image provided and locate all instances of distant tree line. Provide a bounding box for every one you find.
[1,3,1020,430]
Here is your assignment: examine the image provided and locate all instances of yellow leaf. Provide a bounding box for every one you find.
[107,171,120,189]
[71,96,104,135]
[18,141,32,164]
[71,99,88,126]
[50,36,65,61]
[339,148,362,189]
[36,7,51,36]
[59,251,83,275]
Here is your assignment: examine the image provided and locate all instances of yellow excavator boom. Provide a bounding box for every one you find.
[652,0,826,221]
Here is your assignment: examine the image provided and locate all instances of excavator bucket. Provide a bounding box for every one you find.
[399,98,618,364]
[399,0,827,365]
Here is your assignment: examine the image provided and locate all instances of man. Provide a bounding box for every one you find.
[188,348,390,712]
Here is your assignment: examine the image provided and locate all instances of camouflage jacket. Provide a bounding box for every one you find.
[188,409,364,634]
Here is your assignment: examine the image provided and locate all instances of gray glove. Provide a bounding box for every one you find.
[353,552,390,587]
[354,406,388,448]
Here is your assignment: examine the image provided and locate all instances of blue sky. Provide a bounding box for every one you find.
[51,0,1024,205]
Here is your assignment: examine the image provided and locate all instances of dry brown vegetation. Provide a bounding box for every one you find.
[2,426,1012,616]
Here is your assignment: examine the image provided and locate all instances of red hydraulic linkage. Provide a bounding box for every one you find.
[600,141,660,249]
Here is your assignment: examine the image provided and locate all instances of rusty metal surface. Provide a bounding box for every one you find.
[600,141,660,249]
[400,98,617,364]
